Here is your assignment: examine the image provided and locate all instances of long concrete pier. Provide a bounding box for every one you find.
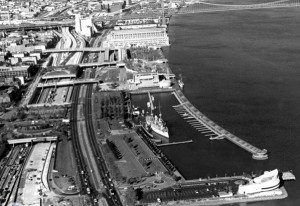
[158,140,193,147]
[172,89,268,160]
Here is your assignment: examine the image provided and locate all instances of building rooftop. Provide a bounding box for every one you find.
[110,27,166,34]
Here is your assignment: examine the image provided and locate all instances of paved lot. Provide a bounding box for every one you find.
[19,143,52,206]
[141,179,240,203]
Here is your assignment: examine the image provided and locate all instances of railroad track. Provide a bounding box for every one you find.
[70,85,95,198]
[84,84,123,206]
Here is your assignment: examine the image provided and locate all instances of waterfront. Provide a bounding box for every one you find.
[159,7,300,205]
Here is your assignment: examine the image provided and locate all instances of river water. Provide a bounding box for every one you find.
[143,7,300,206]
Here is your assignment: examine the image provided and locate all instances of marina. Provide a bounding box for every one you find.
[172,89,268,160]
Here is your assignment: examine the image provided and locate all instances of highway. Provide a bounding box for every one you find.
[85,83,123,206]
[70,85,98,203]
[0,145,32,204]
[71,82,123,205]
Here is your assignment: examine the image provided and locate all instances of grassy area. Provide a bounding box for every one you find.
[101,143,126,182]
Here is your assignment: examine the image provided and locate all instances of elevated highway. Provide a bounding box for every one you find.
[43,47,117,53]
[37,79,98,88]
[0,22,74,32]
[7,136,58,145]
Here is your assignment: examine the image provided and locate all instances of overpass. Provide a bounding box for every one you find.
[37,79,99,88]
[7,136,58,145]
[79,61,118,67]
[43,47,112,53]
[0,22,74,32]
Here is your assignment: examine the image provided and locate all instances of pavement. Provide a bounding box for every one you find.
[19,142,52,206]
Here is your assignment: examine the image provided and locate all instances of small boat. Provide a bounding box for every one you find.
[132,106,140,116]
[178,74,184,89]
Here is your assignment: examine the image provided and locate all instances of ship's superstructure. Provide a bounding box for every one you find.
[146,114,169,138]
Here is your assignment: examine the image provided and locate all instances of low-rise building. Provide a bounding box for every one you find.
[0,92,10,103]
[0,65,29,77]
[103,28,169,48]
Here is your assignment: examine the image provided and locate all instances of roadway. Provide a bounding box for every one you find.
[85,84,123,206]
[43,47,116,53]
[70,85,97,203]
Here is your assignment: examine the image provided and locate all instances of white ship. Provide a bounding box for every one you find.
[238,169,281,195]
[146,114,169,138]
[146,99,169,138]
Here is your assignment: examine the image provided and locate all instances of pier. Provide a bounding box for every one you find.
[130,88,174,95]
[282,171,296,181]
[172,89,268,160]
[158,140,193,147]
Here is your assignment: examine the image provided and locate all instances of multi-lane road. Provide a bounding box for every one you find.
[71,82,123,205]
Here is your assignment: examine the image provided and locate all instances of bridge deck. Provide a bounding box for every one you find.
[37,79,98,88]
[172,89,268,160]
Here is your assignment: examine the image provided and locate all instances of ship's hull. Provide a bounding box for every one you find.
[146,116,169,139]
[151,124,169,138]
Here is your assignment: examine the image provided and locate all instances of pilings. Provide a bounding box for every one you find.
[172,89,268,160]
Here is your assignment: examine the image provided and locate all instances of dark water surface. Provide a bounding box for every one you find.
[153,7,300,206]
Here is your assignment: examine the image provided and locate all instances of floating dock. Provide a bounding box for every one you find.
[172,89,268,160]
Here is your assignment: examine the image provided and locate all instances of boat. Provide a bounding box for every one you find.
[178,74,184,89]
[182,113,189,117]
[132,105,140,116]
[146,102,169,138]
[238,169,281,195]
[146,114,169,138]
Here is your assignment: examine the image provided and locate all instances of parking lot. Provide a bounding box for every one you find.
[141,179,241,203]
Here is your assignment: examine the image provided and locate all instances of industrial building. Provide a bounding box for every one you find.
[103,28,169,48]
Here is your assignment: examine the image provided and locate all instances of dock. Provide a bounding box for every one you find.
[172,89,268,160]
[130,88,174,95]
[282,171,296,181]
[158,140,193,147]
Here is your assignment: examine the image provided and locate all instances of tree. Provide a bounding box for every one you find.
[4,51,12,61]
[122,1,127,9]
[28,65,40,77]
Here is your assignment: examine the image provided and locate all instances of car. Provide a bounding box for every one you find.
[195,190,199,194]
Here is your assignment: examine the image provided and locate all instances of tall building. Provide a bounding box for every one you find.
[103,28,169,48]
[75,14,93,37]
